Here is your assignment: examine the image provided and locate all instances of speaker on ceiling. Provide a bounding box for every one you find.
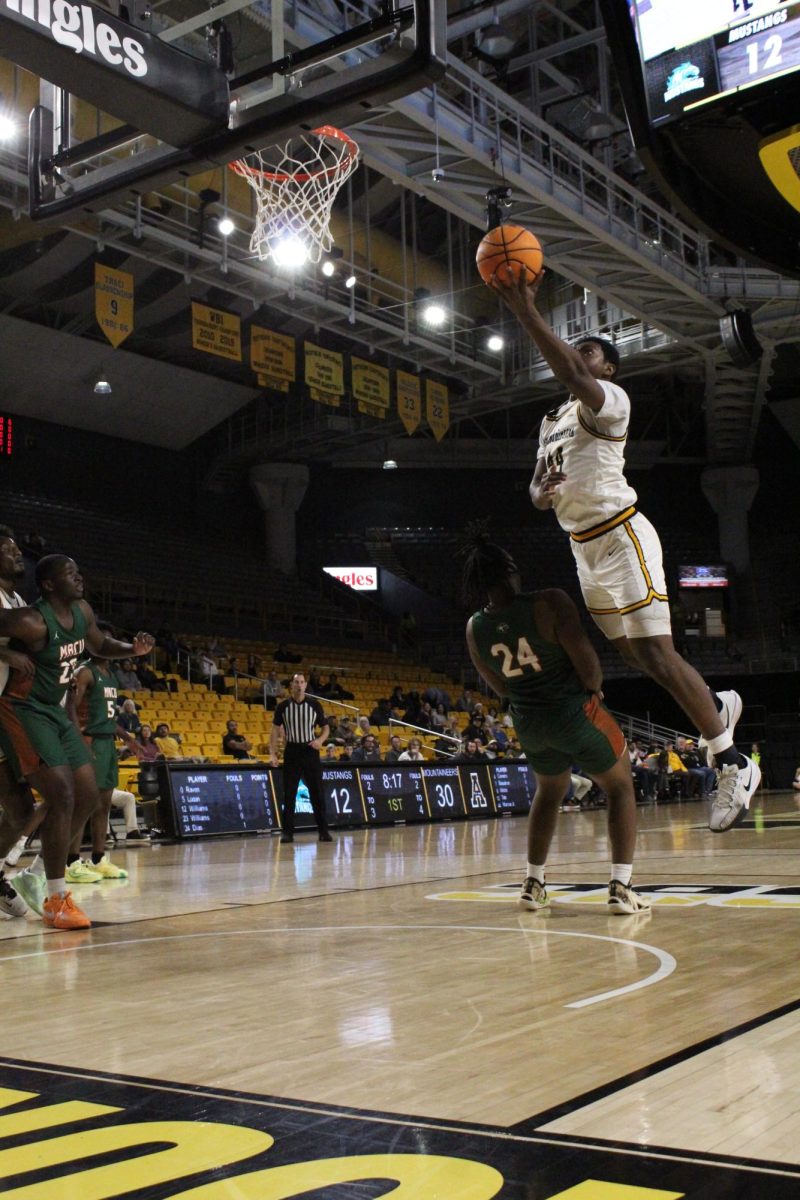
[719,309,763,368]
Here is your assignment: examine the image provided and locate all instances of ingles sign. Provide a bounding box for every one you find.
[323,566,379,592]
[1,0,229,145]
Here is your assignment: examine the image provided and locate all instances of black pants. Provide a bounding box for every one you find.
[281,744,328,837]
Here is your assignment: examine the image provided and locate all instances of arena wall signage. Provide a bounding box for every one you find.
[323,566,379,591]
[0,0,229,144]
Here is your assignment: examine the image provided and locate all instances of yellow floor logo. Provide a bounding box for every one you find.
[428,883,800,908]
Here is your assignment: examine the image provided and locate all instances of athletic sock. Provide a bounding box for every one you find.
[91,852,104,865]
[611,863,633,886]
[714,745,739,768]
[46,879,66,898]
[527,863,545,885]
[707,732,734,759]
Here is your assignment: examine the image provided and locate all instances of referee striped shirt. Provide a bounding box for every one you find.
[273,697,325,744]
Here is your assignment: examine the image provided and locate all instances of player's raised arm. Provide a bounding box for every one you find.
[79,602,155,659]
[540,589,603,695]
[491,270,607,411]
[465,617,508,698]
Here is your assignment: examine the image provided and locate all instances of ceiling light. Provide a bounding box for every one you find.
[487,334,504,352]
[217,216,235,236]
[0,114,15,141]
[93,376,112,395]
[345,274,357,289]
[422,303,447,326]
[382,459,398,470]
[271,235,309,269]
[477,22,516,62]
[321,260,336,277]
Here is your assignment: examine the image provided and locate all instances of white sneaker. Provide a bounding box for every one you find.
[520,877,549,910]
[708,755,761,832]
[0,872,28,918]
[4,836,27,868]
[699,690,743,761]
[608,880,652,914]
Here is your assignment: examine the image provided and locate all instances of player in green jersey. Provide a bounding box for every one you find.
[463,533,650,915]
[0,554,154,930]
[69,655,136,879]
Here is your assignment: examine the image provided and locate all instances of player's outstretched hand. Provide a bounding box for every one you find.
[489,264,545,318]
[131,632,156,657]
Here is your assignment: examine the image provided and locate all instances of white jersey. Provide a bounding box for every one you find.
[537,380,638,537]
[0,587,25,695]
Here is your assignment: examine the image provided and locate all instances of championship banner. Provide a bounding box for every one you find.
[425,379,449,442]
[305,342,344,408]
[191,302,242,362]
[352,356,390,419]
[251,326,296,392]
[95,264,133,348]
[397,370,421,434]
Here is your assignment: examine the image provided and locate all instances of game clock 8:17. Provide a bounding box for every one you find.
[359,766,428,823]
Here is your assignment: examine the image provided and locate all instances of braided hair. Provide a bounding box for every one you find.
[459,525,520,610]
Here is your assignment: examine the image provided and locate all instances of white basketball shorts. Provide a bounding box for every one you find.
[569,510,672,640]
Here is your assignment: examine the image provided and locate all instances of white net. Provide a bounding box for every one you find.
[230,125,360,264]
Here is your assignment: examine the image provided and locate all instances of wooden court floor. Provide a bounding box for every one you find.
[2,792,800,1198]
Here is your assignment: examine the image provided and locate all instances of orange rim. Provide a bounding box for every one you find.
[229,126,358,183]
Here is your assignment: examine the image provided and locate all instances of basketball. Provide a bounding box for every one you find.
[476,225,543,285]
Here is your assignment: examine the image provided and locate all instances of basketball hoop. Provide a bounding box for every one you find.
[230,126,360,265]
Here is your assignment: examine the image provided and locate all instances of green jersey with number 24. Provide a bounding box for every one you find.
[470,592,586,712]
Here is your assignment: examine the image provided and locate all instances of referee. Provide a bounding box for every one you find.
[270,673,332,843]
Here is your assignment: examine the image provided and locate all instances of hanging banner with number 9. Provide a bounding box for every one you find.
[95,263,134,348]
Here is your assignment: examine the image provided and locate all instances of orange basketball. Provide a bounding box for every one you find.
[476,225,543,285]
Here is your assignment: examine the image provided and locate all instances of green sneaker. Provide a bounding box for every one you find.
[65,860,103,885]
[90,856,128,880]
[12,868,47,915]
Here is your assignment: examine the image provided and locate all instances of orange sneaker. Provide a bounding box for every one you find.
[42,891,91,930]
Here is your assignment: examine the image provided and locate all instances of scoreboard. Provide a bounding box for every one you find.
[628,0,800,125]
[160,761,535,838]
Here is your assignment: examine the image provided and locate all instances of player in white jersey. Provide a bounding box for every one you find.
[492,270,760,832]
[0,527,37,917]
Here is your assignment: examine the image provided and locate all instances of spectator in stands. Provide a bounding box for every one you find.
[505,738,525,759]
[327,673,354,700]
[198,647,226,695]
[356,715,374,738]
[308,670,323,695]
[323,743,340,763]
[465,712,492,747]
[455,688,476,714]
[390,685,405,709]
[330,715,353,744]
[628,740,655,800]
[114,659,142,691]
[664,740,694,797]
[222,720,254,760]
[402,691,422,725]
[491,724,509,756]
[457,738,488,763]
[274,643,301,664]
[430,703,448,730]
[676,735,715,796]
[423,685,452,711]
[154,722,183,760]
[262,671,284,711]
[247,652,262,676]
[417,702,434,731]
[399,737,425,762]
[434,718,461,758]
[208,635,227,658]
[136,660,171,692]
[384,735,405,763]
[131,724,161,762]
[351,734,382,763]
[117,699,141,737]
[369,698,393,727]
[793,766,800,792]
